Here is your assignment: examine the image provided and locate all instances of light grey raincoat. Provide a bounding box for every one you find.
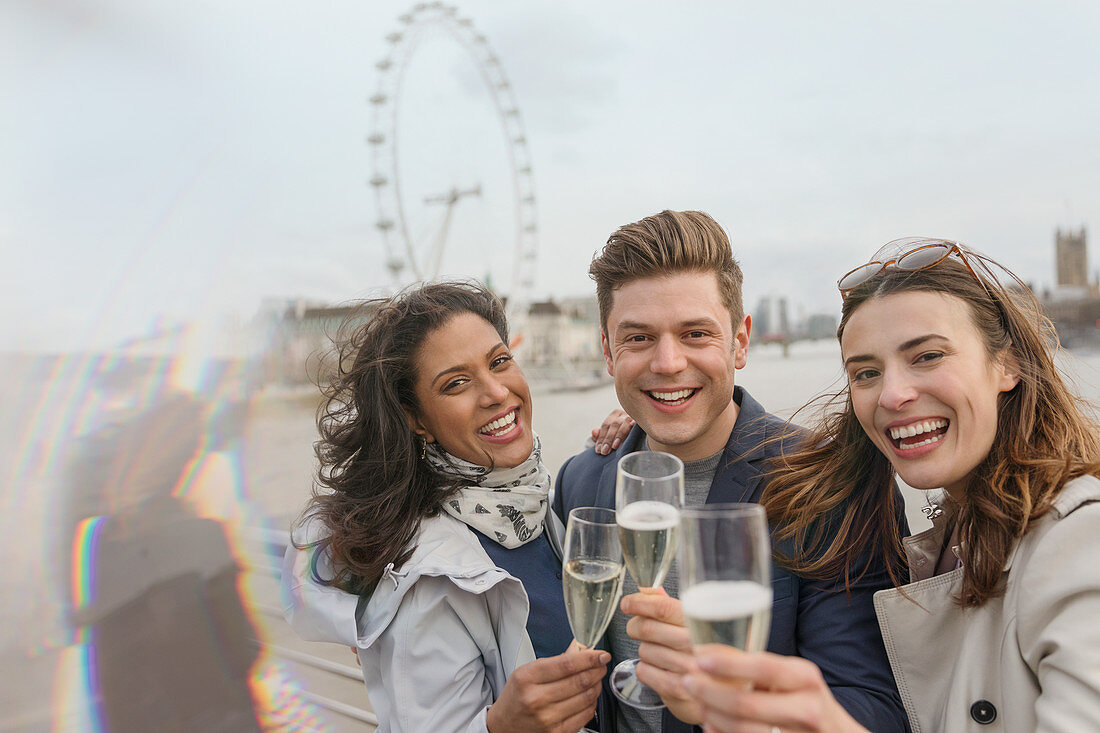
[282,513,537,733]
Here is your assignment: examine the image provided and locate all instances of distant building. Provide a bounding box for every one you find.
[806,313,838,341]
[1041,226,1100,345]
[520,296,608,387]
[525,297,604,364]
[524,299,566,364]
[754,296,790,344]
[258,294,611,388]
[1056,227,1090,289]
[262,300,371,384]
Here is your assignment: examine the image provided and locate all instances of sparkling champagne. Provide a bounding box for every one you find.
[618,501,680,588]
[682,580,772,651]
[563,558,625,648]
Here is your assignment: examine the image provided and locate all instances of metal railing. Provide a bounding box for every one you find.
[240,524,379,730]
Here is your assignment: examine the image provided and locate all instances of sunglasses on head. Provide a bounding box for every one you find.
[837,238,988,297]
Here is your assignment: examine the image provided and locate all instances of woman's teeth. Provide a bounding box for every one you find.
[480,410,517,436]
[648,389,695,405]
[889,418,948,448]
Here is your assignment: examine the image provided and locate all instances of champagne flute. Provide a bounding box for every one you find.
[611,450,684,710]
[563,507,626,649]
[562,507,623,733]
[679,503,772,652]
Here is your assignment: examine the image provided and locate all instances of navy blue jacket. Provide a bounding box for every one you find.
[552,386,909,733]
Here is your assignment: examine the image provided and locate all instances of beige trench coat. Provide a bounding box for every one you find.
[874,476,1100,732]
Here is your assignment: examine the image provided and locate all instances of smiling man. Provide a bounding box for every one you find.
[551,210,908,733]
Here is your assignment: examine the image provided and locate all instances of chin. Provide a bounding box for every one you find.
[894,469,951,493]
[648,425,699,448]
[497,441,534,468]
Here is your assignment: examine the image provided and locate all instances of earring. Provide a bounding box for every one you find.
[420,439,427,460]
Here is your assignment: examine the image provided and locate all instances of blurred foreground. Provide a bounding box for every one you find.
[0,351,373,732]
[4,339,1100,731]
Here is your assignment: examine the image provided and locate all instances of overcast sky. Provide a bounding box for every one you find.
[3,0,1099,352]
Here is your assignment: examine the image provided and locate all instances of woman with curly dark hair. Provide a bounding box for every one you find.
[282,281,614,733]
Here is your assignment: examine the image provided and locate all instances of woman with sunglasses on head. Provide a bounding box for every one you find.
[282,281,627,733]
[676,239,1100,732]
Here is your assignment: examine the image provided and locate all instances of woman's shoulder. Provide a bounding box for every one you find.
[362,514,527,646]
[1012,475,1100,583]
[401,512,495,572]
[282,518,361,646]
[286,512,524,648]
[1050,475,1100,520]
[1021,475,1100,552]
[1010,475,1100,688]
[381,513,523,600]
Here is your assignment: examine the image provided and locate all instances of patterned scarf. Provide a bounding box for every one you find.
[424,435,551,549]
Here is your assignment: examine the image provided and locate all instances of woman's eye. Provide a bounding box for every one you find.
[915,351,944,364]
[442,378,467,392]
[851,368,879,383]
[491,355,512,369]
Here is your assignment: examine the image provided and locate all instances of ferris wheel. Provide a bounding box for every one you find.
[368,2,539,313]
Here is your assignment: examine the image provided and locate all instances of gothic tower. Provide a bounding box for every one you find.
[1056,227,1089,288]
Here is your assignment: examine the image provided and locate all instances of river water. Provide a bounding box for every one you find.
[4,340,1100,729]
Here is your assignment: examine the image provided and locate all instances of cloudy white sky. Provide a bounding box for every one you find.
[3,0,1099,352]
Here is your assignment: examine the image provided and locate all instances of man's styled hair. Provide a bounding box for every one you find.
[589,210,744,332]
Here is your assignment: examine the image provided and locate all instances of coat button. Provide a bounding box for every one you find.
[970,700,997,725]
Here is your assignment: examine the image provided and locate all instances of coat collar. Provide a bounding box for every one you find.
[284,513,523,649]
[363,514,519,645]
[901,508,956,582]
[905,475,1100,580]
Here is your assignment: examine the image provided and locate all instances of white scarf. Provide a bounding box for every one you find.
[425,435,550,549]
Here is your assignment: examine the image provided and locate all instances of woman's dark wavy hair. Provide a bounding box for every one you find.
[764,250,1100,607]
[294,281,509,595]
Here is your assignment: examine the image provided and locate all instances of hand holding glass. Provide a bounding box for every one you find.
[679,503,772,652]
[612,450,684,709]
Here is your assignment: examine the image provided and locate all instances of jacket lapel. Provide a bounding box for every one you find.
[707,387,771,504]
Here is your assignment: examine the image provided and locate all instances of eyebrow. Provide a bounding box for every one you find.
[615,317,722,334]
[430,342,506,388]
[843,333,947,368]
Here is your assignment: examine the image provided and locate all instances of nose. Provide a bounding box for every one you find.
[479,374,510,406]
[878,368,917,411]
[650,335,687,375]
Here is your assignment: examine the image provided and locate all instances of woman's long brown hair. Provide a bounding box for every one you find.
[293,281,509,595]
[764,258,1100,606]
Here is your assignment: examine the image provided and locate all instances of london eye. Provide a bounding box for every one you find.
[368,2,539,317]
